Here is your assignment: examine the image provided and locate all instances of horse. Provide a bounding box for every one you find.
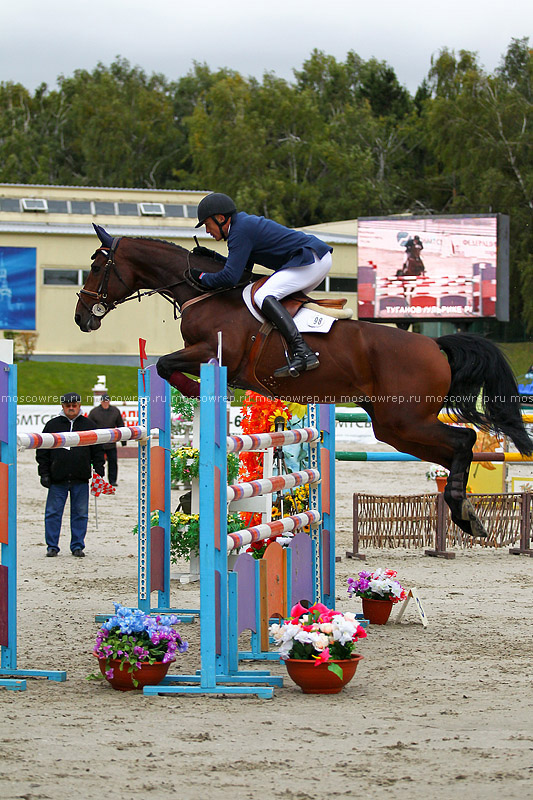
[74,225,533,540]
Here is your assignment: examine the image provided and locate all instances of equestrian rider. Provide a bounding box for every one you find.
[187,193,333,378]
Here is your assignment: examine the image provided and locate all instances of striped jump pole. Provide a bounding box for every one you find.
[17,426,146,450]
[335,451,533,463]
[0,358,66,691]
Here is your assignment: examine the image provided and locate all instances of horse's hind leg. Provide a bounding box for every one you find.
[372,417,486,538]
[442,425,486,538]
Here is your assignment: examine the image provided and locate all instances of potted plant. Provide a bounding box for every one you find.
[347,568,407,625]
[269,602,367,694]
[93,602,188,691]
[426,465,449,493]
[171,446,239,487]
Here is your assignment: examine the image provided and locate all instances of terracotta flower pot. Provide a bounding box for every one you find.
[435,476,447,493]
[285,655,363,694]
[95,654,174,691]
[362,597,394,625]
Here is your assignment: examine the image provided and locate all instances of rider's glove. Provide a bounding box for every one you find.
[192,246,226,265]
[187,268,206,290]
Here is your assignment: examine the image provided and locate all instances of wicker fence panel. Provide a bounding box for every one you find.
[355,493,526,549]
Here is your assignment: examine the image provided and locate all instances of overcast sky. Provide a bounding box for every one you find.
[2,0,532,94]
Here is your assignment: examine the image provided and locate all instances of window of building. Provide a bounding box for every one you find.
[0,198,21,211]
[312,277,357,292]
[139,202,165,216]
[70,201,93,214]
[21,198,47,212]
[329,277,357,292]
[43,269,87,286]
[165,204,185,217]
[185,205,198,218]
[47,200,69,213]
[94,202,116,215]
[118,203,139,216]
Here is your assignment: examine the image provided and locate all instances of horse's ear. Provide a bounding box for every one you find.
[92,223,114,248]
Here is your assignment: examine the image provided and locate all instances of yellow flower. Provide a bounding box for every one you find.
[288,402,307,420]
[267,409,289,430]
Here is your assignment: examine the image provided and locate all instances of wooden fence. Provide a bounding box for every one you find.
[347,492,533,560]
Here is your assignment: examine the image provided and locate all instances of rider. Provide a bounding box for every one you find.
[187,192,333,378]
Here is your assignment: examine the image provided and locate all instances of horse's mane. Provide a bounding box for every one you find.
[131,236,188,253]
[126,235,224,275]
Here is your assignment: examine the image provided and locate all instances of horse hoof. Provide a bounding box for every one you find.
[461,499,488,538]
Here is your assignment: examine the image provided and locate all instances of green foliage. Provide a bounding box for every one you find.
[171,447,239,485]
[3,41,533,329]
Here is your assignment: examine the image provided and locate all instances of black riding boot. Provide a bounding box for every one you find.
[261,296,319,378]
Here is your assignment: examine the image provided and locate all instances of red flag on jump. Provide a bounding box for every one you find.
[139,338,147,392]
[139,338,147,369]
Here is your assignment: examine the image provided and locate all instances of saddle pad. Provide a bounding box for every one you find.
[242,285,336,334]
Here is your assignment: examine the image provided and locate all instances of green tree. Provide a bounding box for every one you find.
[425,41,533,328]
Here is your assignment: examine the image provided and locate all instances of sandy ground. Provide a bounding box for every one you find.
[1,444,533,800]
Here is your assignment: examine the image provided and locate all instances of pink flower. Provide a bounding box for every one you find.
[308,602,330,616]
[289,602,309,619]
[312,647,330,666]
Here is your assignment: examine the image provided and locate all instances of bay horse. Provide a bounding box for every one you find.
[74,225,533,539]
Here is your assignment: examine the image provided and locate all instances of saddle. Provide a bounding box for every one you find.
[239,278,352,394]
[250,276,352,320]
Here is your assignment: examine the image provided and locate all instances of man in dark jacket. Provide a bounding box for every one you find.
[88,394,125,486]
[36,392,105,557]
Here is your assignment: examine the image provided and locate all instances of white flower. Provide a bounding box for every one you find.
[308,632,330,651]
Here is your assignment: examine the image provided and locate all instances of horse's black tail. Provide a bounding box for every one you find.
[437,333,533,456]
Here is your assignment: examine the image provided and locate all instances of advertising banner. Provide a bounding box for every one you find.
[0,246,36,331]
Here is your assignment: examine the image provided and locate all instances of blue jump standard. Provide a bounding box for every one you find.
[1,359,68,692]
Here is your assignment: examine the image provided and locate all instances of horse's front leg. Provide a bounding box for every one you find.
[156,343,216,397]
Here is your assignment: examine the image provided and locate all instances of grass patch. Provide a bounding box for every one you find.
[16,362,139,405]
[498,342,533,378]
[14,340,531,406]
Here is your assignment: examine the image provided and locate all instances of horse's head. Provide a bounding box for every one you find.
[75,225,135,332]
[75,225,207,333]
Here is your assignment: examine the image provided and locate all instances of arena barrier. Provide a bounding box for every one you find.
[0,358,66,690]
[335,408,533,559]
[144,361,336,697]
[346,492,532,560]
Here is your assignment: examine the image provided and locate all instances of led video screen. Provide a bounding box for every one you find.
[357,215,509,321]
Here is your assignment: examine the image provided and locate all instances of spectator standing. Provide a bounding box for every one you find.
[36,392,105,557]
[88,394,125,486]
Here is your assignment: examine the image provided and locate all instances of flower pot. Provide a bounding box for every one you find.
[435,476,447,493]
[285,655,363,694]
[362,597,394,625]
[95,655,174,692]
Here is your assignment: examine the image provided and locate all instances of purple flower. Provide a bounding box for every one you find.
[105,668,114,679]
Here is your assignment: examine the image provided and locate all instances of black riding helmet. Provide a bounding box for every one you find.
[195,193,236,239]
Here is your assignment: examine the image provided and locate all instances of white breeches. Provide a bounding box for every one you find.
[254,252,332,308]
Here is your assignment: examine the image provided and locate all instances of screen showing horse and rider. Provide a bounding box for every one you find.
[357,214,508,321]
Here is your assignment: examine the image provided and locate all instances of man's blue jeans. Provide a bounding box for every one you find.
[44,482,89,552]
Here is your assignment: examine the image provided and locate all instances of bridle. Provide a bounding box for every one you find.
[77,237,193,321]
[76,238,133,319]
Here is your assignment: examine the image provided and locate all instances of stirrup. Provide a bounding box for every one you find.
[274,352,319,379]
